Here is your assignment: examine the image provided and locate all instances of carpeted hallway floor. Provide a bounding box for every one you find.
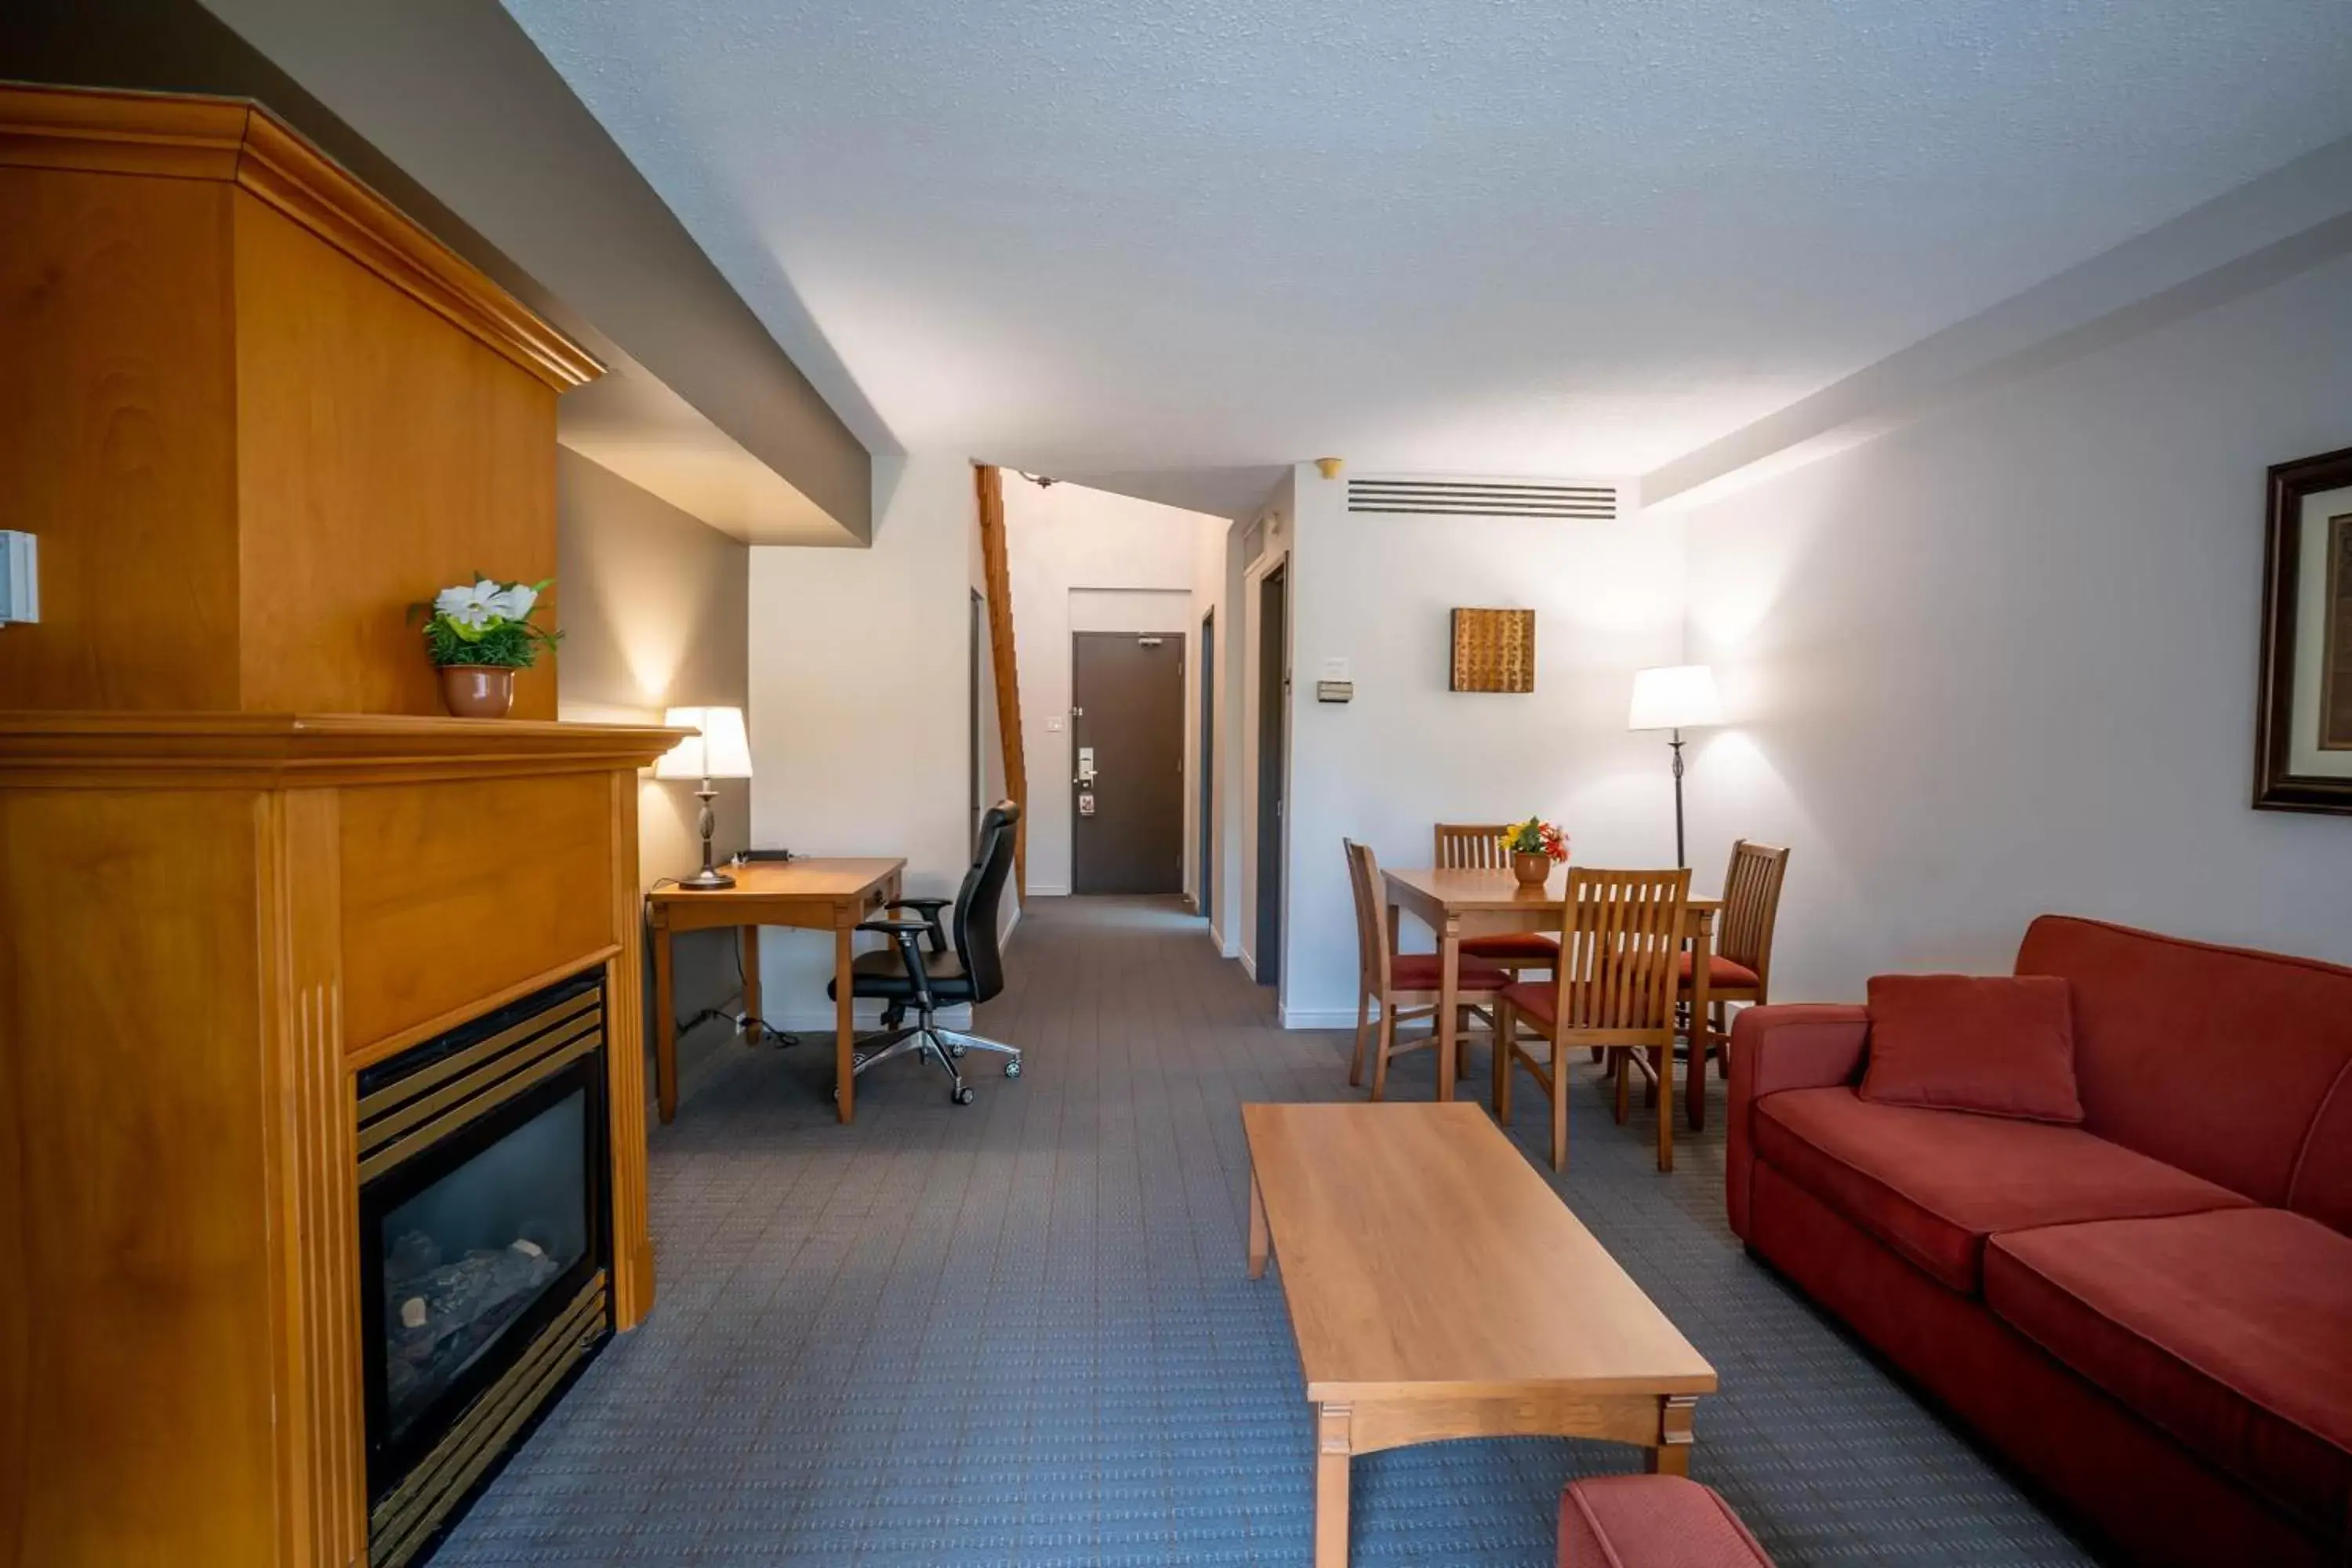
[436,896,2100,1566]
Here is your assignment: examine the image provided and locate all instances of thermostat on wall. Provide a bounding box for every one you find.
[0,532,37,625]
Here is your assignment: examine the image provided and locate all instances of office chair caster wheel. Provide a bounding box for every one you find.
[953,1085,976,1106]
[1004,1059,1022,1079]
[948,1040,966,1058]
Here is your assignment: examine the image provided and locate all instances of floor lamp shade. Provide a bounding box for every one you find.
[656,706,752,888]
[655,706,754,781]
[1628,666,1723,732]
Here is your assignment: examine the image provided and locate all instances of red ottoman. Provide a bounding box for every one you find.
[1559,1475,1773,1567]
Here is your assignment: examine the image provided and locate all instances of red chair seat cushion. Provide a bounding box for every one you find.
[1390,953,1509,992]
[1676,950,1760,989]
[1986,1208,2352,1537]
[1497,978,1560,1029]
[1861,973,2083,1123]
[1753,1087,2251,1294]
[1559,1475,1774,1566]
[1462,931,1560,962]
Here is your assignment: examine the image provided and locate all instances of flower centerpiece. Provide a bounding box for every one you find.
[410,575,561,718]
[1499,815,1569,888]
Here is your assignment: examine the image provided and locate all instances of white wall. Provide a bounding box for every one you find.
[1002,478,1225,896]
[748,456,979,1026]
[1682,250,2352,1000]
[1276,467,1686,1023]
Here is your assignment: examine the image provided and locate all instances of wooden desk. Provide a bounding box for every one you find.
[645,857,904,1125]
[1244,1103,1717,1567]
[1381,866,1721,1171]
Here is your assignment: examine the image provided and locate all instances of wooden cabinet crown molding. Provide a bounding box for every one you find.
[0,712,688,787]
[0,82,602,390]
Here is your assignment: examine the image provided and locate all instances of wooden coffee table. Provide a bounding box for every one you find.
[1243,1102,1717,1567]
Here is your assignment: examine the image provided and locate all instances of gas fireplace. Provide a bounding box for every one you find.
[358,970,614,1567]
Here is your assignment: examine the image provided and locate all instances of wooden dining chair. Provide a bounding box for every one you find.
[1345,838,1510,1101]
[1494,867,1690,1171]
[1433,822,1560,976]
[1679,840,1790,1129]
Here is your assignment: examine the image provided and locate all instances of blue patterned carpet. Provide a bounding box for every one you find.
[436,897,2100,1566]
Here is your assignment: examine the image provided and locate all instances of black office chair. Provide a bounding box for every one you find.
[828,799,1022,1105]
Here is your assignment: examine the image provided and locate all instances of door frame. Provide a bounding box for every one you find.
[1069,628,1189,896]
[1196,608,1214,922]
[1243,550,1290,990]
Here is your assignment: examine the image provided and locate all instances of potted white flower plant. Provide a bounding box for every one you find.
[410,575,561,718]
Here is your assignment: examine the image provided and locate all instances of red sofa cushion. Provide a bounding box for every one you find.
[2014,916,2352,1212]
[1987,1208,2352,1537]
[1754,1087,2251,1293]
[1390,953,1509,992]
[1462,931,1560,962]
[1559,1475,1773,1566]
[1861,973,2082,1123]
[1678,950,1760,989]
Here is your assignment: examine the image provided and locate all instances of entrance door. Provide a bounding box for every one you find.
[1254,564,1287,987]
[1072,632,1186,895]
[1197,609,1214,920]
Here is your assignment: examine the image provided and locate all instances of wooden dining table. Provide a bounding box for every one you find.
[1381,865,1721,1171]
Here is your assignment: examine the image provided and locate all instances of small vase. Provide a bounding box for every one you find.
[1511,851,1552,889]
[437,664,515,719]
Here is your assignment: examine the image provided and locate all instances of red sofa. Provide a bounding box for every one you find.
[1726,915,2352,1566]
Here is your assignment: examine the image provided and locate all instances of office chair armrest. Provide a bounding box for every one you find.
[856,920,941,1008]
[877,898,950,952]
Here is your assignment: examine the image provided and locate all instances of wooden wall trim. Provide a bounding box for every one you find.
[0,713,686,788]
[975,464,1029,895]
[0,83,601,390]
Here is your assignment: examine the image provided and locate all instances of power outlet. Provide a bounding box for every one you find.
[0,532,37,625]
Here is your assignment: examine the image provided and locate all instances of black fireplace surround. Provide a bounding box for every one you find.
[356,968,613,1567]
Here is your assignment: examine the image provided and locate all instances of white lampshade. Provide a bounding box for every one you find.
[654,705,754,781]
[1628,666,1723,732]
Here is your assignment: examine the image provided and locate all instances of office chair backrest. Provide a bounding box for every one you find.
[955,799,1021,1005]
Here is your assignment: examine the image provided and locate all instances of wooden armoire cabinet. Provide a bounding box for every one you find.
[0,86,681,1567]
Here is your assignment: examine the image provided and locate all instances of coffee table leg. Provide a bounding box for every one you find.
[1645,1393,1697,1476]
[1316,1402,1353,1568]
[1247,1167,1269,1279]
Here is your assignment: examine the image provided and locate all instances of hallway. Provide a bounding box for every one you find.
[439,897,2094,1566]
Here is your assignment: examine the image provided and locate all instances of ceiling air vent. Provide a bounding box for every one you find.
[1346,478,1617,520]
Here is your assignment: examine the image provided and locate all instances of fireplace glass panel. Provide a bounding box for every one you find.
[377,1087,589,1443]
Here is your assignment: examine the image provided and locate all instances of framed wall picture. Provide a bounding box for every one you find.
[1450,608,1536,693]
[2253,443,2352,814]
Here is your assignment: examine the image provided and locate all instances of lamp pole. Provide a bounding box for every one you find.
[1668,728,1687,869]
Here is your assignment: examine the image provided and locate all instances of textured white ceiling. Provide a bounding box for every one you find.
[502,1,2352,507]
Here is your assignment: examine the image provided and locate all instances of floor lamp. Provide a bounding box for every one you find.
[655,705,754,889]
[1628,666,1722,868]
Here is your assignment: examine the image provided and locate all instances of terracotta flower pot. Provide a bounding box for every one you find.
[1512,851,1552,888]
[437,664,516,719]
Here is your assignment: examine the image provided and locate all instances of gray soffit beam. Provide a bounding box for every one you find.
[1641,132,2352,514]
[2,0,874,544]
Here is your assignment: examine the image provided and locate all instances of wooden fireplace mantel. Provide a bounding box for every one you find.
[0,713,683,1568]
[2,83,666,1568]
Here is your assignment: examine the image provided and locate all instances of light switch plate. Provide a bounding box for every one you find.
[1047,716,1064,731]
[0,532,37,625]
[1320,656,1349,682]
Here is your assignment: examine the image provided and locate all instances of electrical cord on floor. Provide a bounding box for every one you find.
[647,877,800,1048]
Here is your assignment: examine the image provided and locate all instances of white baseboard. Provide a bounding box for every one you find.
[768,1000,974,1032]
[1277,1006,1359,1029]
[1239,950,1257,982]
[1027,882,1072,898]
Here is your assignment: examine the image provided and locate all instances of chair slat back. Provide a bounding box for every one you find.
[1548,867,1690,1034]
[1343,838,1392,993]
[1717,839,1790,985]
[1434,822,1510,871]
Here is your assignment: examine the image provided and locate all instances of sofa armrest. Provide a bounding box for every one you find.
[1726,1004,1870,1241]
